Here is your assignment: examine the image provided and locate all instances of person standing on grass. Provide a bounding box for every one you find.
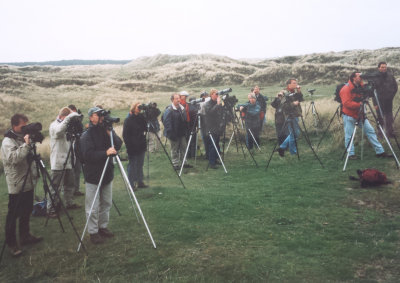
[162,93,192,170]
[203,89,224,169]
[1,114,43,257]
[47,107,82,218]
[80,107,123,244]
[373,62,398,138]
[339,72,392,160]
[68,104,85,197]
[271,90,287,145]
[237,93,261,150]
[253,86,268,137]
[123,102,148,189]
[277,79,304,157]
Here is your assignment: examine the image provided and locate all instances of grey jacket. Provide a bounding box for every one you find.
[1,130,38,194]
[49,112,80,170]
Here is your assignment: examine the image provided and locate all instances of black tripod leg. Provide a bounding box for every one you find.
[265,118,289,170]
[316,108,340,150]
[39,164,88,254]
[299,117,324,168]
[154,132,187,189]
[234,123,258,167]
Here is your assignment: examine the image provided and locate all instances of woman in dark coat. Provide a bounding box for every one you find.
[123,102,148,189]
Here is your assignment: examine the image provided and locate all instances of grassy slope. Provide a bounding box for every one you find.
[0,130,399,282]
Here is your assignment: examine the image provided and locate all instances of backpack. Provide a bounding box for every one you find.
[32,199,47,217]
[334,83,347,104]
[350,168,390,187]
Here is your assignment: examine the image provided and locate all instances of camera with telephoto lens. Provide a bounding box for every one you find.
[97,109,120,128]
[21,122,44,143]
[138,102,161,121]
[66,113,84,141]
[219,88,238,108]
[351,84,375,102]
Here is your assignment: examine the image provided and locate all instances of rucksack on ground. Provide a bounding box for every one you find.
[349,168,391,187]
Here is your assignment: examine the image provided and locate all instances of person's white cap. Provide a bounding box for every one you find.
[179,91,189,97]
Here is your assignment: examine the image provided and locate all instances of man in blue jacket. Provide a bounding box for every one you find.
[237,93,261,150]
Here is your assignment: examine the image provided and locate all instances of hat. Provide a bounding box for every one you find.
[88,107,102,117]
[179,91,189,97]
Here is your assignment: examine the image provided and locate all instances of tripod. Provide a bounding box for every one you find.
[342,99,400,171]
[179,113,200,176]
[0,142,87,264]
[78,130,156,252]
[316,105,342,150]
[304,89,321,131]
[222,106,258,167]
[266,115,324,170]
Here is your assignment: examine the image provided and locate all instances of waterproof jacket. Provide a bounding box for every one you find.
[271,96,285,125]
[375,72,398,100]
[280,89,304,118]
[255,93,268,114]
[162,104,187,141]
[1,130,38,194]
[203,99,224,136]
[236,102,261,130]
[340,80,363,119]
[80,124,122,185]
[49,112,80,170]
[123,113,147,156]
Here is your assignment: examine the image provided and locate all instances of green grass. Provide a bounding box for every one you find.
[1,132,400,282]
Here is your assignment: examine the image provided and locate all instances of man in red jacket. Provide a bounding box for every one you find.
[340,72,391,160]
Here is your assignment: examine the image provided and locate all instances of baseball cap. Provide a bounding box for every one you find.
[88,107,102,117]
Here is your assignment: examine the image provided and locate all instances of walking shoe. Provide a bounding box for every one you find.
[98,228,114,238]
[137,182,148,188]
[349,155,358,160]
[74,191,84,196]
[90,233,105,244]
[209,164,218,169]
[183,164,193,168]
[173,165,180,170]
[20,234,43,246]
[66,203,82,210]
[277,148,285,157]
[376,152,393,158]
[9,245,22,257]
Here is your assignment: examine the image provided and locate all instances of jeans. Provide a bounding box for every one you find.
[85,182,112,234]
[127,152,145,186]
[343,114,384,156]
[280,117,300,154]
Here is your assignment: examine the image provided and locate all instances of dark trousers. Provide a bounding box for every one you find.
[5,190,34,246]
[245,127,260,150]
[208,134,220,165]
[127,152,145,186]
[377,98,395,137]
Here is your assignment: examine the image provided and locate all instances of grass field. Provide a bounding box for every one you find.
[1,122,400,281]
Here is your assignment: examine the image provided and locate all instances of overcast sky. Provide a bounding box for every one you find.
[1,0,399,62]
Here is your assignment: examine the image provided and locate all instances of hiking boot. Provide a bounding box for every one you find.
[277,148,285,157]
[66,203,82,210]
[173,165,180,170]
[74,191,84,196]
[209,164,218,169]
[349,155,358,160]
[137,182,148,188]
[20,234,43,246]
[376,152,393,158]
[183,164,193,168]
[90,233,105,244]
[98,228,114,238]
[8,245,22,257]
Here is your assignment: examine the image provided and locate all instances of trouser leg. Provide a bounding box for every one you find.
[98,182,112,230]
[19,190,33,238]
